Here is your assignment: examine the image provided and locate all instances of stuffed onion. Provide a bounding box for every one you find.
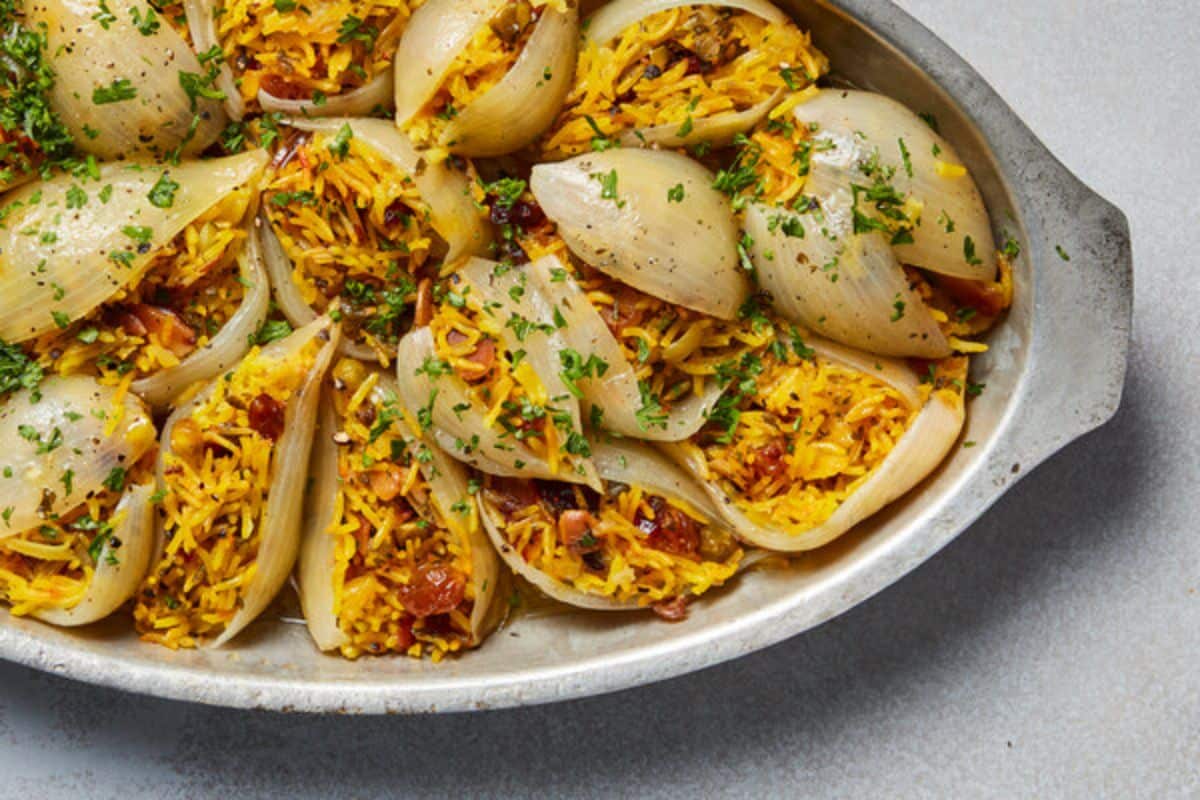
[176,0,418,118]
[298,361,500,659]
[261,118,489,362]
[394,0,578,157]
[0,151,271,408]
[0,377,158,625]
[395,257,600,487]
[665,325,968,552]
[134,316,338,648]
[738,89,1012,357]
[480,438,744,618]
[542,0,827,156]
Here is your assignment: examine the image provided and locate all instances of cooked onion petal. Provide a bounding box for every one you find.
[395,259,600,488]
[0,150,268,343]
[130,216,271,409]
[182,0,246,121]
[530,149,748,319]
[152,316,340,647]
[33,481,157,627]
[664,343,965,552]
[793,88,997,281]
[744,194,951,358]
[0,376,156,537]
[299,375,500,652]
[525,254,721,439]
[260,71,394,117]
[27,0,227,159]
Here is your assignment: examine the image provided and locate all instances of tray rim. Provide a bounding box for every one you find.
[0,0,1133,713]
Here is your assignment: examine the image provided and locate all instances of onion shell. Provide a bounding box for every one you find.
[298,375,500,652]
[0,376,155,537]
[524,254,721,440]
[0,150,268,343]
[529,149,748,319]
[130,214,271,409]
[744,196,951,358]
[663,341,965,553]
[793,88,997,281]
[151,316,340,647]
[260,72,394,118]
[33,481,157,627]
[182,0,245,121]
[27,0,227,160]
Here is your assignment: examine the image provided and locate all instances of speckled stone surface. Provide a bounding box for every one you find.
[0,0,1196,796]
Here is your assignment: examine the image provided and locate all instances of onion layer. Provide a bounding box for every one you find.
[0,150,268,343]
[33,481,157,627]
[793,89,997,281]
[27,0,227,159]
[0,376,156,537]
[530,149,748,319]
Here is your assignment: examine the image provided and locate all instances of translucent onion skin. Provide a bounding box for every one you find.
[530,149,748,319]
[394,0,579,157]
[182,0,245,121]
[298,377,500,652]
[152,316,340,647]
[394,258,601,488]
[26,0,227,160]
[131,217,271,410]
[0,377,156,537]
[33,481,157,627]
[582,0,787,149]
[525,254,721,440]
[260,72,394,118]
[793,89,997,281]
[478,438,729,611]
[0,150,268,343]
[662,339,965,553]
[278,117,492,264]
[744,198,952,358]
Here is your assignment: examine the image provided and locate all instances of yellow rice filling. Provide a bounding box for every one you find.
[0,457,154,618]
[265,130,438,361]
[699,339,934,534]
[30,187,252,387]
[133,337,323,648]
[429,285,584,476]
[0,127,38,189]
[483,476,741,606]
[212,0,419,108]
[542,5,827,157]
[402,0,558,154]
[326,359,477,660]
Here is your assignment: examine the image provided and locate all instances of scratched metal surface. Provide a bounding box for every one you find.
[0,0,1195,795]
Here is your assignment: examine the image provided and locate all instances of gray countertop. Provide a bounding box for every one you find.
[1,1,1197,797]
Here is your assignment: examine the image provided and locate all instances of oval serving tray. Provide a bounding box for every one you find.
[0,0,1132,713]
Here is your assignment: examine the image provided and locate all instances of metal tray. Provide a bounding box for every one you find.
[0,0,1132,713]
